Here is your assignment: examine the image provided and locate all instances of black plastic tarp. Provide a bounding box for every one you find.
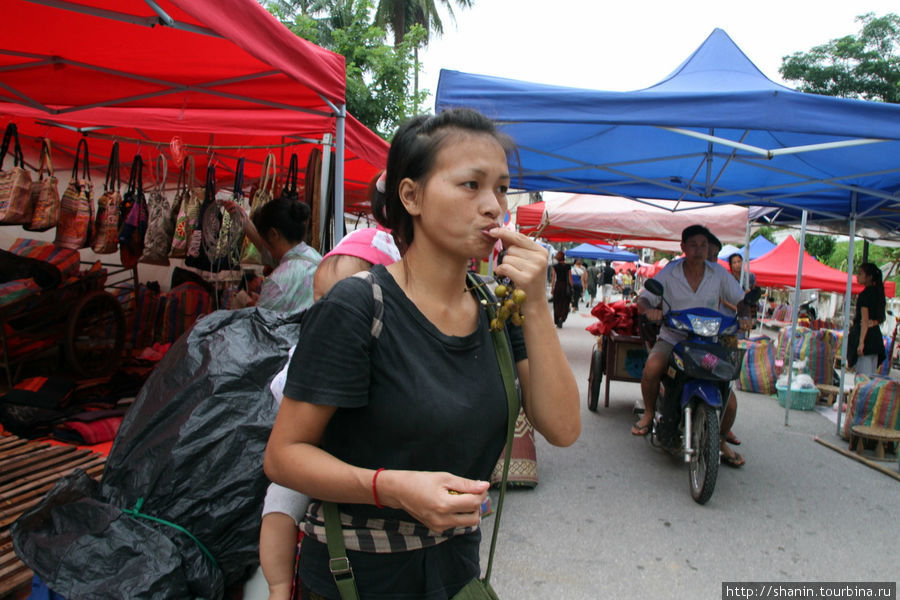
[12,307,302,599]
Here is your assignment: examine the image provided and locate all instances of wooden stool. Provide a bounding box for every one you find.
[816,384,840,406]
[849,425,900,461]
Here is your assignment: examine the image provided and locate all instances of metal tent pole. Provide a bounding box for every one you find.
[836,196,858,435]
[318,132,333,247]
[784,210,809,426]
[333,106,347,250]
[742,219,751,288]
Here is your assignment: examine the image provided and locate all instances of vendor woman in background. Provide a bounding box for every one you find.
[226,197,322,313]
[849,262,887,376]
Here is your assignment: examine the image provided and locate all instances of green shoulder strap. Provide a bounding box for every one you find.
[468,272,519,586]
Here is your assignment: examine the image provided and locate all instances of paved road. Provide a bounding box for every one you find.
[481,306,899,600]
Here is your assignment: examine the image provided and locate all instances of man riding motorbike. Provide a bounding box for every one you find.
[630,225,751,468]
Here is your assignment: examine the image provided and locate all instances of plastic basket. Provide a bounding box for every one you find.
[775,384,818,410]
[679,341,745,382]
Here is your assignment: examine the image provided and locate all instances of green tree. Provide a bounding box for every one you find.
[373,0,474,110]
[780,12,900,103]
[374,0,473,46]
[267,0,427,138]
[805,234,836,263]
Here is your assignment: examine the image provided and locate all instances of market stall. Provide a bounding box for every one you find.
[0,2,390,596]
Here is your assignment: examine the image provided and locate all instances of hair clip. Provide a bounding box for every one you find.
[375,170,386,194]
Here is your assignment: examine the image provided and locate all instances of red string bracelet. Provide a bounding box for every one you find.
[372,468,386,509]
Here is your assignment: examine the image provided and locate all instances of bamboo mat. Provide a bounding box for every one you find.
[0,434,106,599]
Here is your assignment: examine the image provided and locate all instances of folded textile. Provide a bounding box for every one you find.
[51,409,128,445]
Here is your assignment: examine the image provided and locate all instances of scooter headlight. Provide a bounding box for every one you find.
[669,315,692,331]
[688,314,722,337]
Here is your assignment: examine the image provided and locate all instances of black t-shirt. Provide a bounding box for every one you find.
[601,265,615,285]
[283,265,527,598]
[855,285,885,326]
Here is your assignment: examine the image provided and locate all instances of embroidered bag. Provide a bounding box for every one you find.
[91,141,122,254]
[169,155,202,258]
[140,154,176,265]
[25,139,60,232]
[0,122,34,225]
[118,155,148,269]
[54,138,93,249]
[240,152,276,264]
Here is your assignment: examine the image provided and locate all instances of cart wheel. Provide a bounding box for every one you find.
[65,290,126,378]
[587,345,604,411]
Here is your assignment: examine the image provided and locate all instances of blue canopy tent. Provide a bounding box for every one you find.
[566,243,639,262]
[436,28,900,240]
[436,28,900,424]
[747,236,777,260]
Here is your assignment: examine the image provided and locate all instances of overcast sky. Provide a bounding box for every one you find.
[417,0,898,106]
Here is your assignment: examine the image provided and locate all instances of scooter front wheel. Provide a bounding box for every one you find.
[688,402,719,505]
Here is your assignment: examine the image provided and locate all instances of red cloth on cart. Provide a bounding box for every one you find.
[587,300,640,337]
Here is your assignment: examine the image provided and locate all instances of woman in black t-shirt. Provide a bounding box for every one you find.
[849,262,886,376]
[264,109,581,600]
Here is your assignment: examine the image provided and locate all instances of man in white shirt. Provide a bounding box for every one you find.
[631,225,748,467]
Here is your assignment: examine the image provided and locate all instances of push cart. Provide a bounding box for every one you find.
[587,331,648,411]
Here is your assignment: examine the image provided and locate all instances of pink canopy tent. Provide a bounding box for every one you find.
[0,0,388,212]
[750,236,896,296]
[516,194,750,247]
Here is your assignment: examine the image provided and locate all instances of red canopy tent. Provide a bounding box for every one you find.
[0,0,388,214]
[750,236,896,296]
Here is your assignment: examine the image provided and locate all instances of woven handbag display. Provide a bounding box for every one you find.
[54,138,93,249]
[91,141,122,254]
[240,152,276,264]
[118,155,148,269]
[25,138,60,232]
[184,163,242,272]
[0,122,34,225]
[169,155,202,258]
[140,154,176,265]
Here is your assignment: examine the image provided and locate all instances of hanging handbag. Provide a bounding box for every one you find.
[25,138,60,232]
[169,155,202,258]
[0,122,34,225]
[54,138,94,249]
[240,152,276,264]
[279,153,299,203]
[118,155,148,269]
[185,162,242,272]
[140,154,176,265]
[91,141,122,254]
[323,272,518,600]
[211,156,246,266]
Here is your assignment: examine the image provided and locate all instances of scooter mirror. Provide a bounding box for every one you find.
[644,279,664,297]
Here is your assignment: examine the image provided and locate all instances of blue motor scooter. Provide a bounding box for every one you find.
[641,279,759,504]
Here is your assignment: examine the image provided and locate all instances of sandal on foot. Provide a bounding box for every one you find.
[725,431,741,445]
[631,423,651,436]
[722,450,745,468]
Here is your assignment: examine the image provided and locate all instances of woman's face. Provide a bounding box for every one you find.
[729,256,742,275]
[401,132,509,261]
[857,269,870,286]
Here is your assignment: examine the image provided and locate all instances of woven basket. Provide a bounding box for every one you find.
[776,384,818,411]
